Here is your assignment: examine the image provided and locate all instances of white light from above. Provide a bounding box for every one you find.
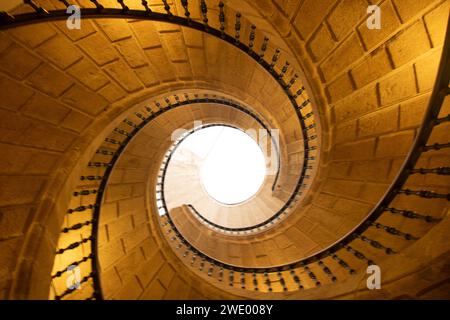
[180,126,267,205]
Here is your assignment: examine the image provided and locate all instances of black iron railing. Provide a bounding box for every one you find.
[1,0,447,297]
[155,18,450,291]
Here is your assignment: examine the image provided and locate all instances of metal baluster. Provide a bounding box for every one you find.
[200,0,208,26]
[123,119,138,128]
[286,74,298,90]
[270,49,280,69]
[234,12,241,44]
[141,0,152,13]
[117,0,129,12]
[56,237,92,254]
[410,167,450,175]
[384,207,441,222]
[90,0,104,11]
[165,97,172,109]
[298,99,311,110]
[332,254,355,274]
[114,128,131,137]
[135,112,146,121]
[58,0,71,7]
[303,123,316,132]
[207,264,213,277]
[253,272,259,291]
[67,204,96,214]
[52,254,93,278]
[357,235,396,254]
[181,0,190,21]
[435,114,450,125]
[218,268,224,282]
[264,272,272,292]
[370,222,418,240]
[278,61,290,79]
[54,272,94,300]
[304,265,320,287]
[24,0,49,14]
[162,0,172,15]
[303,111,314,119]
[318,261,337,282]
[62,220,92,233]
[105,137,122,145]
[80,175,102,181]
[218,2,225,38]
[173,94,180,106]
[73,189,98,196]
[259,37,269,61]
[240,272,246,289]
[290,269,303,289]
[292,86,305,99]
[88,162,111,168]
[248,25,256,53]
[229,270,234,286]
[345,246,375,265]
[144,106,154,115]
[398,188,450,200]
[278,272,287,291]
[423,142,450,151]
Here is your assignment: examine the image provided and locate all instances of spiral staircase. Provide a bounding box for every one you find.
[0,0,449,300]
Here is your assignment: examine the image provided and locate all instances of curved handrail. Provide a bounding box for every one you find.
[158,17,450,273]
[2,1,319,299]
[21,0,448,297]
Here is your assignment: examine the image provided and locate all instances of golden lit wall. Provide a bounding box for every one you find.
[0,0,448,300]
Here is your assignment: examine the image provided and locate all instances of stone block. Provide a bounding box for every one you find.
[293,0,335,40]
[379,66,417,106]
[0,74,34,111]
[326,72,354,103]
[399,93,430,129]
[327,0,368,41]
[358,106,399,137]
[36,34,83,69]
[388,21,430,67]
[334,138,376,160]
[415,50,441,92]
[21,93,70,125]
[27,63,74,98]
[424,2,450,47]
[392,0,435,22]
[62,84,109,116]
[115,39,148,68]
[0,42,42,80]
[320,34,365,82]
[78,34,119,66]
[307,24,335,62]
[104,60,143,93]
[95,19,133,42]
[351,47,392,88]
[67,58,110,91]
[376,130,415,157]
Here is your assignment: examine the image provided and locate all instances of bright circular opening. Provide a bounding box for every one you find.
[179,126,267,205]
